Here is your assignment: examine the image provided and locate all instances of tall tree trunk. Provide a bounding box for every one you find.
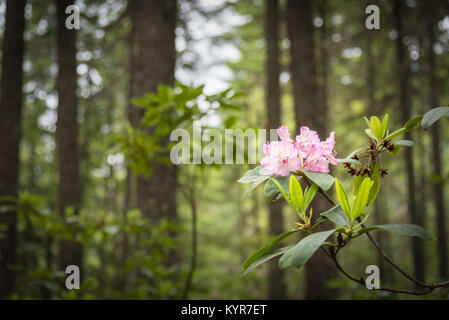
[129,0,178,263]
[365,10,387,280]
[286,0,334,299]
[181,171,198,300]
[427,4,448,278]
[0,0,26,299]
[265,0,286,300]
[56,0,83,273]
[118,8,136,291]
[393,0,425,283]
[318,0,328,123]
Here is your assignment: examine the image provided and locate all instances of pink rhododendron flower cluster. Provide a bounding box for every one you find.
[261,126,337,176]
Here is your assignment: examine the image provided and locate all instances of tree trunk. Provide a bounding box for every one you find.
[365,9,388,280]
[318,0,328,124]
[286,0,334,299]
[0,0,26,299]
[265,0,286,300]
[427,4,448,278]
[56,0,83,273]
[393,0,426,283]
[129,0,178,263]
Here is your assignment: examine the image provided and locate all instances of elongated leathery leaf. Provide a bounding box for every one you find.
[289,175,304,212]
[239,166,272,199]
[279,229,337,269]
[303,170,335,191]
[335,179,351,219]
[422,107,449,129]
[243,246,292,277]
[316,205,348,227]
[270,178,296,209]
[352,177,373,220]
[264,174,302,202]
[243,229,300,271]
[358,224,432,240]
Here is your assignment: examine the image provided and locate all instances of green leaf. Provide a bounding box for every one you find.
[131,97,149,107]
[264,179,281,202]
[405,115,423,131]
[289,175,304,212]
[386,127,407,140]
[224,115,238,128]
[303,184,319,212]
[367,164,380,205]
[381,114,389,138]
[279,229,336,269]
[422,107,449,129]
[355,164,380,203]
[239,166,272,199]
[335,179,351,218]
[318,205,348,226]
[264,176,286,202]
[270,178,296,209]
[345,146,369,160]
[384,115,421,139]
[337,158,362,166]
[241,175,271,199]
[393,140,414,147]
[363,116,371,128]
[303,170,335,191]
[243,246,292,277]
[353,175,363,195]
[238,166,270,183]
[264,175,301,202]
[365,128,378,142]
[243,229,300,271]
[370,116,383,139]
[358,224,433,240]
[352,177,373,220]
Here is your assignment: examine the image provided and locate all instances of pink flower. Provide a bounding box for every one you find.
[260,126,338,175]
[261,127,302,176]
[295,126,321,158]
[321,131,338,165]
[277,125,293,142]
[301,130,338,173]
[303,145,331,173]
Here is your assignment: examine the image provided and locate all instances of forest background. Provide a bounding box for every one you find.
[0,0,449,300]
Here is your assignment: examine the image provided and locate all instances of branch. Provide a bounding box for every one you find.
[329,251,435,296]
[356,217,428,288]
[316,186,449,292]
[357,218,449,290]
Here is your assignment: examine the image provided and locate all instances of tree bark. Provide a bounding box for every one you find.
[0,0,26,299]
[265,0,286,300]
[365,8,389,281]
[393,0,426,282]
[129,0,178,263]
[427,4,448,278]
[318,0,328,124]
[56,0,83,273]
[286,0,334,299]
